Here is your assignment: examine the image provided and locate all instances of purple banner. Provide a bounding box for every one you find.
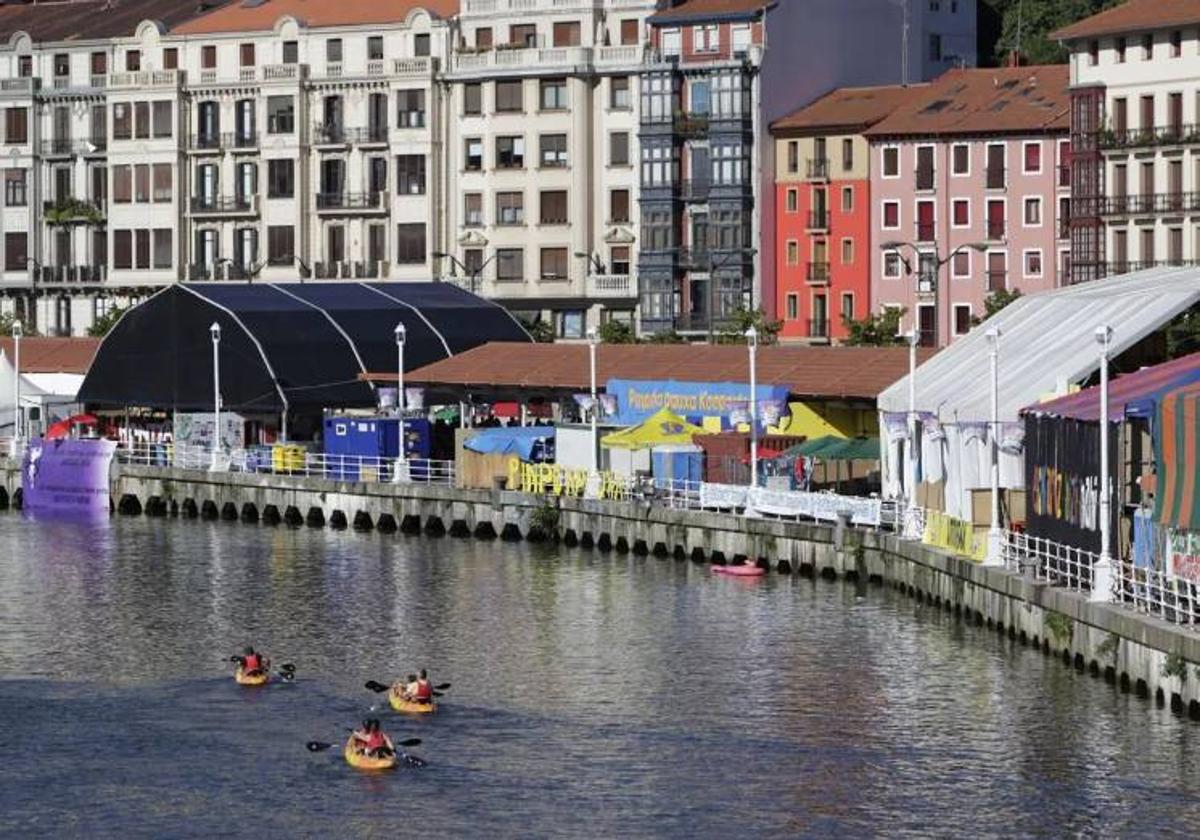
[22,438,116,519]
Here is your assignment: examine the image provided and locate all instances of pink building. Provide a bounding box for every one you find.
[865,66,1071,346]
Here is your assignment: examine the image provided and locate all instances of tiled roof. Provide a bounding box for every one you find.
[0,0,232,43]
[1051,0,1200,42]
[0,337,99,374]
[386,342,937,401]
[173,0,458,34]
[863,65,1070,138]
[771,84,925,135]
[649,0,773,24]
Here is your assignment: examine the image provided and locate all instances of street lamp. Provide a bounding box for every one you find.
[393,322,407,483]
[1091,324,1115,602]
[575,251,606,275]
[11,320,21,456]
[209,322,221,472]
[879,240,989,344]
[708,248,757,344]
[905,329,917,510]
[746,325,759,489]
[587,327,599,475]
[433,251,496,295]
[281,253,311,280]
[985,326,1003,567]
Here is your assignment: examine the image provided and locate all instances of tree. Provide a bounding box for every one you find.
[717,307,782,345]
[979,0,1123,66]
[598,319,636,344]
[1166,304,1200,358]
[87,303,131,337]
[0,312,37,337]
[518,316,555,343]
[842,308,906,346]
[973,288,1023,326]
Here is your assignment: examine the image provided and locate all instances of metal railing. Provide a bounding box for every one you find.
[315,192,387,212]
[1099,123,1200,150]
[806,158,829,179]
[1002,531,1096,592]
[807,210,830,231]
[39,265,106,284]
[1099,192,1200,216]
[806,262,830,284]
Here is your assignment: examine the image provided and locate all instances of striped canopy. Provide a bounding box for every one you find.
[1157,382,1200,529]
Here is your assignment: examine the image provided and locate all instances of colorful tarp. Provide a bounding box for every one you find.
[1023,351,1200,422]
[1156,381,1200,529]
[785,436,881,461]
[464,427,555,461]
[600,407,707,450]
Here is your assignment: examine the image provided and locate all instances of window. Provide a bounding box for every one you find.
[91,52,107,76]
[4,232,25,271]
[786,188,798,213]
[540,247,568,280]
[1024,197,1042,226]
[396,155,425,195]
[841,187,853,213]
[267,159,294,198]
[125,50,140,72]
[540,190,567,225]
[553,22,581,47]
[786,240,799,265]
[1023,142,1042,174]
[786,294,799,320]
[496,136,525,169]
[952,143,969,175]
[1116,37,1126,63]
[152,101,172,138]
[883,251,902,278]
[662,28,682,56]
[465,138,483,171]
[540,134,567,168]
[16,56,30,77]
[610,76,630,110]
[952,250,969,278]
[4,169,26,207]
[326,38,343,64]
[496,248,524,281]
[556,310,584,339]
[283,41,298,64]
[113,230,132,270]
[111,103,130,140]
[1024,249,1043,277]
[368,36,384,61]
[610,189,630,223]
[54,53,69,78]
[397,90,425,128]
[882,200,900,229]
[882,146,899,177]
[153,229,172,269]
[134,102,150,139]
[540,78,567,111]
[113,165,132,203]
[954,304,972,336]
[464,193,483,226]
[952,198,969,227]
[840,292,855,322]
[497,191,524,225]
[240,43,255,67]
[464,83,482,116]
[1142,33,1153,60]
[929,33,942,62]
[621,19,639,45]
[693,24,719,53]
[841,238,854,265]
[711,141,746,184]
[1172,30,1182,58]
[610,132,630,166]
[787,141,798,174]
[475,27,493,49]
[496,81,523,113]
[5,108,28,144]
[1059,196,1070,238]
[611,245,630,274]
[152,164,172,202]
[267,96,294,133]
[414,34,431,57]
[842,138,853,171]
[396,223,426,264]
[202,45,217,69]
[1088,40,1099,66]
[915,145,934,189]
[134,165,149,202]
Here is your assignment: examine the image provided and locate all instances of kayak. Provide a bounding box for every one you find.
[344,737,397,771]
[712,564,766,577]
[389,689,436,714]
[235,666,270,686]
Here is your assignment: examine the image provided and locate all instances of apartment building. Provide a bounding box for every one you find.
[1054,1,1200,284]
[771,84,915,343]
[866,66,1071,347]
[441,0,658,340]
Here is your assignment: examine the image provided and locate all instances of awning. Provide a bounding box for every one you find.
[1157,381,1200,529]
[464,427,555,461]
[601,407,707,450]
[1023,351,1200,422]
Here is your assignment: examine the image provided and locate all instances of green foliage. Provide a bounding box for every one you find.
[598,319,636,344]
[1044,612,1074,645]
[87,303,130,337]
[978,0,1124,66]
[646,329,686,345]
[716,307,782,345]
[528,502,561,540]
[519,317,555,344]
[1096,632,1120,664]
[44,198,104,227]
[972,288,1023,326]
[842,307,906,346]
[0,312,36,337]
[1162,653,1190,682]
[1166,305,1200,358]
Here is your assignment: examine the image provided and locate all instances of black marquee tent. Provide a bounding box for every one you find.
[78,282,531,412]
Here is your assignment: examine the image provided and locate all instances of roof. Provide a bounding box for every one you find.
[0,337,98,374]
[78,282,530,412]
[1022,351,1200,422]
[649,0,773,24]
[1051,0,1200,42]
[864,65,1070,138]
[771,84,924,135]
[878,267,1200,422]
[393,342,936,402]
[0,0,232,43]
[173,0,458,35]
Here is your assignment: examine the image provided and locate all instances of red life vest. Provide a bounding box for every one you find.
[364,731,387,752]
[415,680,432,702]
[244,653,262,672]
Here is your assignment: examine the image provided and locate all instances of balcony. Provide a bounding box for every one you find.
[42,199,105,224]
[806,159,830,180]
[315,192,388,214]
[39,137,106,157]
[985,166,1006,190]
[807,318,830,340]
[806,262,830,285]
[1099,123,1200,150]
[1099,192,1200,217]
[806,210,830,231]
[680,180,710,202]
[450,46,591,75]
[189,196,258,217]
[311,123,348,147]
[0,77,40,95]
[107,70,182,90]
[586,273,637,299]
[350,125,389,146]
[312,260,391,280]
[39,265,106,285]
[188,132,259,153]
[261,64,308,82]
[673,112,709,138]
[986,270,1007,292]
[915,166,935,191]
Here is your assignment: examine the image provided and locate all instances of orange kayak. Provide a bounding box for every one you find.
[235,666,270,686]
[712,564,766,577]
[344,737,397,771]
[389,689,436,714]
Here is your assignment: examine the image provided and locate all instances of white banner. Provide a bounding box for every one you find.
[699,482,748,510]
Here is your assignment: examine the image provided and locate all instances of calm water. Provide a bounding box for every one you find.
[0,516,1198,838]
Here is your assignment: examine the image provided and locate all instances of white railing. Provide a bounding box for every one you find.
[586,274,637,298]
[1115,561,1200,626]
[1003,531,1097,593]
[645,478,885,527]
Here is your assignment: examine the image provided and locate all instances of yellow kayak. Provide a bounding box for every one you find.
[344,738,397,771]
[389,689,436,714]
[235,666,269,686]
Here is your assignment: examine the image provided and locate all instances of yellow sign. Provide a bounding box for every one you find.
[505,458,629,500]
[922,510,987,563]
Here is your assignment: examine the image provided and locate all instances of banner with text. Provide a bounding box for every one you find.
[22,438,116,519]
[606,379,790,426]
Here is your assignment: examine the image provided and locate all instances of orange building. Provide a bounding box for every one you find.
[771,85,917,342]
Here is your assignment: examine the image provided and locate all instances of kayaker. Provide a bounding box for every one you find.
[240,646,266,675]
[352,719,393,758]
[397,673,419,700]
[413,669,433,704]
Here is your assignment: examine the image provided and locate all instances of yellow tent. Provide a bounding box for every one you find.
[600,407,707,450]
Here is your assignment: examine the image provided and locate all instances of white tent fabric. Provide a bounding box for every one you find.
[879,267,1200,518]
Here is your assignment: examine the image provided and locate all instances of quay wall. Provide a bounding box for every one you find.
[2,463,1199,718]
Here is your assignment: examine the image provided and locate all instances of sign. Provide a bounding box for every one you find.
[922,510,987,562]
[748,487,882,526]
[22,438,116,519]
[173,411,244,464]
[505,457,629,500]
[606,378,790,426]
[1168,529,1200,583]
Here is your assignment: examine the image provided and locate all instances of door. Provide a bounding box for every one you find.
[321,159,344,201]
[235,228,257,269]
[54,167,71,203]
[369,157,387,195]
[327,226,345,270]
[986,144,1005,188]
[369,93,387,139]
[55,228,71,270]
[915,146,934,189]
[917,200,934,240]
[811,294,828,338]
[198,101,219,143]
[917,304,936,347]
[324,96,343,138]
[368,223,386,271]
[237,163,256,205]
[53,105,70,148]
[198,164,217,207]
[196,229,218,272]
[235,99,255,143]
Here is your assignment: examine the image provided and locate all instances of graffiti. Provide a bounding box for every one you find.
[1030,466,1101,532]
[505,458,629,500]
[1168,530,1200,584]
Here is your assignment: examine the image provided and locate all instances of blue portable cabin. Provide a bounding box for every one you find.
[323,416,431,480]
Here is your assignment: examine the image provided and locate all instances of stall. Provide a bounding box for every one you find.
[601,407,707,479]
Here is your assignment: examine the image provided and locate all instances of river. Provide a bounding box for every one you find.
[0,515,1197,837]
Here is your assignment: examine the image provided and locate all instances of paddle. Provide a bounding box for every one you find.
[306,737,422,753]
[364,680,451,694]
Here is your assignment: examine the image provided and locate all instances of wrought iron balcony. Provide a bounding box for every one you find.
[1098,123,1200,150]
[806,262,830,284]
[806,158,829,180]
[189,195,258,216]
[188,130,260,153]
[1099,192,1200,216]
[39,265,106,285]
[807,210,830,231]
[315,192,388,213]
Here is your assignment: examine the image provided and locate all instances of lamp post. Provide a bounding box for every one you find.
[879,240,989,346]
[587,327,599,475]
[11,320,21,456]
[708,248,757,344]
[985,326,1003,566]
[209,322,221,472]
[1091,324,1115,602]
[906,329,917,510]
[394,322,407,483]
[433,251,496,295]
[746,326,758,488]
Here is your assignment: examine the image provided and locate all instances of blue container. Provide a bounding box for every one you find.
[323,416,432,481]
[651,447,703,486]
